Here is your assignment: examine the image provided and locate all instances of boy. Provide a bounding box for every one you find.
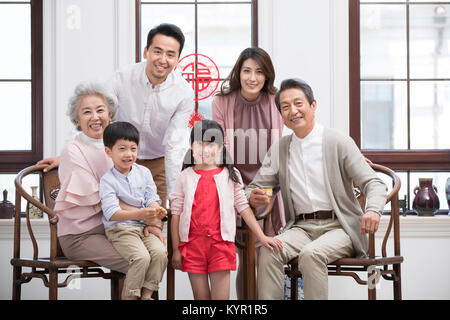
[100,121,168,300]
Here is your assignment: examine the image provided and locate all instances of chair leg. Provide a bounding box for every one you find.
[166,215,175,300]
[12,266,22,300]
[49,270,58,300]
[393,264,402,300]
[367,268,377,300]
[290,274,298,301]
[110,274,123,300]
[246,230,256,300]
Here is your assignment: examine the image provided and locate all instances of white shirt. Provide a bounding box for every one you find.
[288,123,333,214]
[112,61,195,195]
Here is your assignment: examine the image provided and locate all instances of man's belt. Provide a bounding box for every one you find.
[295,210,334,221]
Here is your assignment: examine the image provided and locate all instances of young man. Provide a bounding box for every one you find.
[246,78,387,300]
[100,121,168,300]
[112,23,194,208]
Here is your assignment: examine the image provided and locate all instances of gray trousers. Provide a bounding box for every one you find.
[257,218,354,300]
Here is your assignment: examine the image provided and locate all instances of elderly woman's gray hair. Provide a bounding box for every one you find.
[67,82,119,130]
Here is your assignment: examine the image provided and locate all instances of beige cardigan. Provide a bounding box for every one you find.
[245,127,387,258]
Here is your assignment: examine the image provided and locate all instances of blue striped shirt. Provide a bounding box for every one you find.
[100,163,161,229]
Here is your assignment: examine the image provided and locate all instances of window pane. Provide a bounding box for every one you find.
[410,81,450,150]
[141,0,192,2]
[410,4,450,79]
[198,0,251,2]
[198,4,251,79]
[0,82,31,150]
[141,4,195,58]
[197,81,223,120]
[409,171,450,212]
[0,173,39,214]
[361,81,408,149]
[360,4,407,79]
[410,0,450,2]
[361,0,404,2]
[0,4,31,79]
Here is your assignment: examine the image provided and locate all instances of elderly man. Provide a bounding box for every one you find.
[246,78,387,300]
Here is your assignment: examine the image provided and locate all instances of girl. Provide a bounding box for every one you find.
[170,119,282,300]
[212,47,285,298]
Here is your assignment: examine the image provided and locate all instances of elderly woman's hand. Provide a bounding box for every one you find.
[143,225,166,245]
[37,157,60,172]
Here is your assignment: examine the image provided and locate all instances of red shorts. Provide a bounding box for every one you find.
[179,235,236,274]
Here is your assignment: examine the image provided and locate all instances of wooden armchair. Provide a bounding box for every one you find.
[284,163,403,300]
[235,196,275,300]
[11,164,124,300]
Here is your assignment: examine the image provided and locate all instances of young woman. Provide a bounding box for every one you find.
[212,47,285,298]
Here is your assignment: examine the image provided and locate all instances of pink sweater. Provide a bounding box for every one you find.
[169,167,250,242]
[54,134,113,236]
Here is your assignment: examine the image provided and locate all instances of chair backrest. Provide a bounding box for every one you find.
[358,163,401,259]
[14,165,64,260]
[41,168,64,257]
[41,168,60,211]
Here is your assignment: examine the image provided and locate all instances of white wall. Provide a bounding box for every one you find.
[43,0,136,158]
[259,0,350,135]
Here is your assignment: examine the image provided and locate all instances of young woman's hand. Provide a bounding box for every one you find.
[172,249,182,270]
[260,235,283,252]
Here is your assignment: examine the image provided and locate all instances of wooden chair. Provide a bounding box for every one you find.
[235,197,275,300]
[11,164,125,300]
[284,163,403,300]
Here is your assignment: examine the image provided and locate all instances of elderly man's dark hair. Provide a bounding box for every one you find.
[275,78,315,113]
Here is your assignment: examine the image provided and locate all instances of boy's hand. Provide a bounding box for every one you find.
[260,235,283,252]
[147,202,168,220]
[172,249,182,270]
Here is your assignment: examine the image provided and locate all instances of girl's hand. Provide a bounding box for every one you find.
[172,249,182,270]
[260,236,283,252]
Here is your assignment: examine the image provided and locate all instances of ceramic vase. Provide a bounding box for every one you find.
[29,186,43,219]
[412,178,440,216]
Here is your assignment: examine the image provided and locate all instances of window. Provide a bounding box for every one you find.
[136,0,257,119]
[349,0,450,213]
[0,0,43,172]
[0,0,42,207]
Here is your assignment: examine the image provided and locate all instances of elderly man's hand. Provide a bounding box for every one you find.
[360,210,381,235]
[249,188,270,208]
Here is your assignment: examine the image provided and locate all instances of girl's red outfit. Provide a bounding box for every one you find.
[178,167,236,274]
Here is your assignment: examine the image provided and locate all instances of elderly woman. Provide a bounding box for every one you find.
[38,83,162,299]
[49,82,130,279]
[212,47,285,299]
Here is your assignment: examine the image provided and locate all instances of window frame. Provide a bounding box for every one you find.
[135,0,258,63]
[0,0,43,173]
[348,0,450,172]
